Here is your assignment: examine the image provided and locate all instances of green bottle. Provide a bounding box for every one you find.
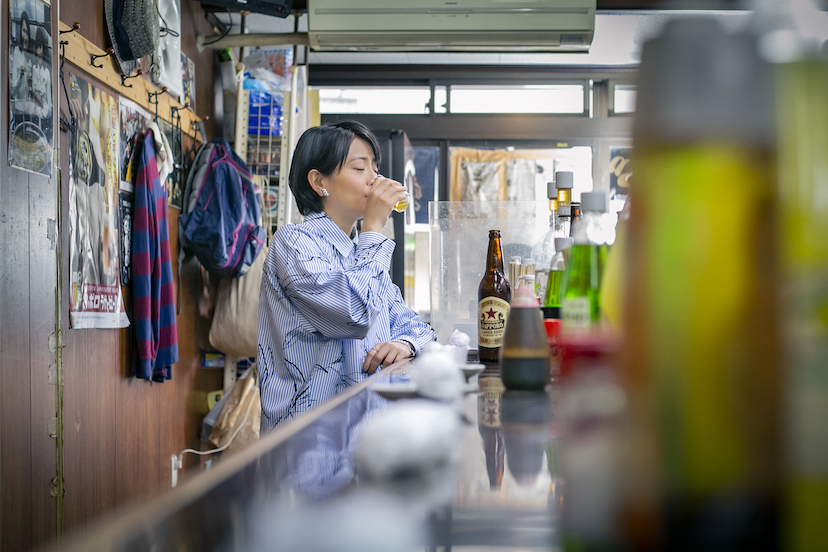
[542,237,574,319]
[560,192,614,329]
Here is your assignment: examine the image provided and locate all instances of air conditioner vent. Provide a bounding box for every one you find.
[308,0,595,53]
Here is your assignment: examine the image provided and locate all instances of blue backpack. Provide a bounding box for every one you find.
[179,138,265,279]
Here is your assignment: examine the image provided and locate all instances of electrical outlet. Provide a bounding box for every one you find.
[171,455,179,488]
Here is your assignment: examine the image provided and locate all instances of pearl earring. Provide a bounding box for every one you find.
[320,188,329,197]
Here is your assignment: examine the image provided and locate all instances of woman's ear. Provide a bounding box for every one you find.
[307,169,327,198]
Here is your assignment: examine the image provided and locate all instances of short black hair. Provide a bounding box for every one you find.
[19,11,30,50]
[36,26,48,56]
[288,120,382,216]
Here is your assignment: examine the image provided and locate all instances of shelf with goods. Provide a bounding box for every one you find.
[234,84,292,241]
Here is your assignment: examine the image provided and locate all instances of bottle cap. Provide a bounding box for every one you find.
[581,191,608,213]
[634,17,774,149]
[513,279,537,307]
[541,306,561,319]
[522,258,535,267]
[547,181,556,199]
[555,171,574,189]
[554,237,574,250]
[543,318,562,337]
[509,256,521,264]
[557,205,571,217]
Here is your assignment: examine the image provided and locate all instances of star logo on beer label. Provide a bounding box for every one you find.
[486,308,497,319]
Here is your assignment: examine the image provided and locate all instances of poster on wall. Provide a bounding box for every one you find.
[181,52,195,110]
[118,97,153,192]
[8,0,53,176]
[158,118,183,209]
[67,73,129,329]
[609,147,632,200]
[412,146,439,226]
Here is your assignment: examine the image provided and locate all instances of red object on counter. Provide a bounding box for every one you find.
[557,330,621,379]
[543,319,562,378]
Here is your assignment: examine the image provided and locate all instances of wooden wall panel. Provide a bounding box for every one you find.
[0,165,36,552]
[0,0,222,549]
[0,5,44,550]
[27,171,59,550]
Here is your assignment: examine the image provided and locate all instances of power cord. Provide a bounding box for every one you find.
[202,8,233,47]
[171,390,255,486]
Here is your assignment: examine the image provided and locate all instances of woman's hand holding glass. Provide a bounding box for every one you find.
[361,174,409,234]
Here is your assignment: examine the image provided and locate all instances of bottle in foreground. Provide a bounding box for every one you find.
[478,230,511,364]
[624,17,781,551]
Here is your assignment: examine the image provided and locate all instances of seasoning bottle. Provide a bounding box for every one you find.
[500,280,550,390]
[478,230,511,364]
[556,171,574,213]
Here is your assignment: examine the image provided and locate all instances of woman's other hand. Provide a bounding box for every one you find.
[361,174,408,234]
[362,340,413,374]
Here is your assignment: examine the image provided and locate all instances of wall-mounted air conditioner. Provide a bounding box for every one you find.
[307,0,596,53]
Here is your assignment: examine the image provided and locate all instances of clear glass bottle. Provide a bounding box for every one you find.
[532,182,559,300]
[556,171,573,212]
[560,192,614,329]
[554,204,571,240]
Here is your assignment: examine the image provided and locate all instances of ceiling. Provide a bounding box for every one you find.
[202,0,828,66]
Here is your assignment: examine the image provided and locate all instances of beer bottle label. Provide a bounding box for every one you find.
[478,297,510,348]
[562,296,591,328]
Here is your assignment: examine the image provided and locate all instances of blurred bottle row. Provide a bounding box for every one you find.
[478,1,828,550]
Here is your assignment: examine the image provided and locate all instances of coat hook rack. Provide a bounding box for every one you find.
[121,69,143,88]
[90,47,115,69]
[60,22,80,35]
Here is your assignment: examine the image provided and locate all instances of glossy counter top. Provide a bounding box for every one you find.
[49,362,559,552]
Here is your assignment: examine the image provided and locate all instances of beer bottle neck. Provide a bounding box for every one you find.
[486,236,504,274]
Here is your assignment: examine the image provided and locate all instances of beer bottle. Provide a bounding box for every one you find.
[478,230,511,364]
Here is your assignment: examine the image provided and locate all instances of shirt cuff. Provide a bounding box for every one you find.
[357,231,395,273]
[393,337,417,357]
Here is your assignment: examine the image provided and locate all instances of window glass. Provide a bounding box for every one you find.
[318,87,431,114]
[434,86,448,114]
[614,84,637,114]
[449,85,584,114]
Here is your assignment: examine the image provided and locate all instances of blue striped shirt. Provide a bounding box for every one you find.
[257,212,436,431]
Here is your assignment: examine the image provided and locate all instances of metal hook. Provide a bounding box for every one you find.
[60,22,80,35]
[90,47,115,69]
[147,87,167,106]
[120,69,143,88]
[190,115,209,131]
[170,102,189,119]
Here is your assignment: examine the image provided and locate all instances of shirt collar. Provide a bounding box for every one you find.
[305,211,358,257]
